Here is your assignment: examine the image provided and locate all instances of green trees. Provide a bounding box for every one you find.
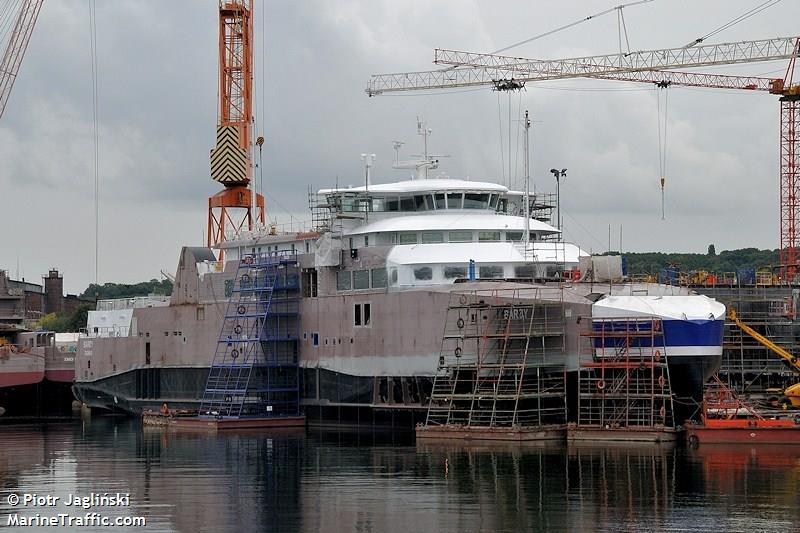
[38,303,94,333]
[79,279,172,300]
[622,248,779,276]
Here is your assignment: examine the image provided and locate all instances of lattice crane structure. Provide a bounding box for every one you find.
[0,0,44,120]
[207,1,264,260]
[367,36,800,279]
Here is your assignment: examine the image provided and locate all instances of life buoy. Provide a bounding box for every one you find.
[160,403,169,416]
[243,255,254,265]
[658,375,665,388]
[659,406,666,418]
[456,317,465,329]
[654,349,662,362]
[596,380,606,391]
[233,324,243,335]
[237,305,247,315]
[230,349,239,360]
[459,294,468,305]
[240,274,251,285]
[454,347,462,358]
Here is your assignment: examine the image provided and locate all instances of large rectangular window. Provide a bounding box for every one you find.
[414,195,428,211]
[444,266,467,279]
[506,231,523,241]
[386,197,399,211]
[478,231,501,242]
[353,269,370,290]
[447,193,463,209]
[514,265,537,279]
[479,265,505,278]
[434,193,446,209]
[399,232,418,244]
[421,231,443,244]
[337,271,352,291]
[377,233,395,245]
[400,197,415,211]
[414,266,433,281]
[371,268,388,288]
[464,193,490,209]
[448,230,472,242]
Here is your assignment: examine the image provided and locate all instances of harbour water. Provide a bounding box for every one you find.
[1,417,799,532]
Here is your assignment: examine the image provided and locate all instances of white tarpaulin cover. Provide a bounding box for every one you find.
[593,295,726,320]
[314,233,341,267]
[580,255,623,282]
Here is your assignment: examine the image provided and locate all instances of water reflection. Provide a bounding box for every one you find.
[0,420,798,532]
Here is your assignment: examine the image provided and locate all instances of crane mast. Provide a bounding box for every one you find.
[219,0,253,164]
[0,0,44,120]
[207,0,264,259]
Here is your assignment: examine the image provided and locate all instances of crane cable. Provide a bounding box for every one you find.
[491,0,655,55]
[683,0,784,48]
[88,0,100,284]
[656,86,668,220]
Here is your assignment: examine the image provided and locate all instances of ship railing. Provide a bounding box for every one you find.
[81,325,131,338]
[95,295,170,311]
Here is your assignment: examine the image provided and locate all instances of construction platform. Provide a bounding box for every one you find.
[566,424,679,443]
[416,424,566,443]
[143,411,305,431]
[418,289,569,443]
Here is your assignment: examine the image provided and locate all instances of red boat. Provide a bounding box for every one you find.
[686,417,800,445]
[686,375,800,445]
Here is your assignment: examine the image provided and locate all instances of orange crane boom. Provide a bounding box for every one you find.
[0,0,44,120]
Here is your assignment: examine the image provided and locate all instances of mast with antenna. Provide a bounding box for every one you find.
[523,110,531,260]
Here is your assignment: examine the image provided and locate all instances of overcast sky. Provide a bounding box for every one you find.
[2,0,799,294]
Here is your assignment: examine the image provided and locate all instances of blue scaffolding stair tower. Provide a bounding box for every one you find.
[199,252,302,419]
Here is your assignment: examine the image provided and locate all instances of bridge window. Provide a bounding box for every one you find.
[464,193,489,209]
[506,231,523,241]
[434,193,446,209]
[479,231,501,242]
[447,193,463,209]
[489,194,499,209]
[400,196,415,211]
[386,197,399,211]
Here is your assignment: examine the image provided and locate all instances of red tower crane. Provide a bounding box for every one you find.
[207,0,264,259]
[0,0,44,120]
[367,36,800,278]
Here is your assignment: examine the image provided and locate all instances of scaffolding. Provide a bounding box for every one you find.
[198,252,301,419]
[575,317,675,432]
[424,288,567,429]
[695,285,800,395]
